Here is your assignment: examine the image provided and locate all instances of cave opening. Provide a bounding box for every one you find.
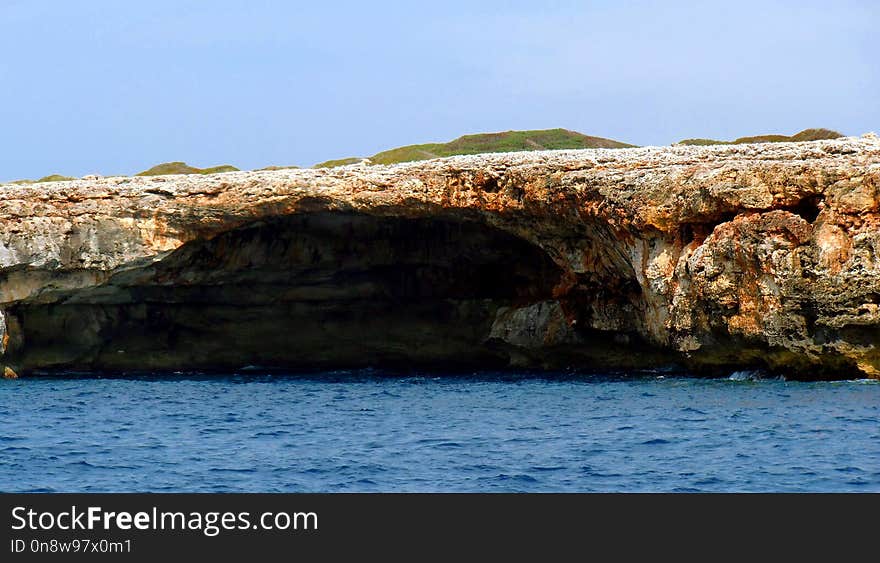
[786,195,824,224]
[6,213,573,372]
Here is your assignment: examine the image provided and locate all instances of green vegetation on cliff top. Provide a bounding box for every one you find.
[2,128,849,181]
[313,128,636,168]
[313,157,364,168]
[677,128,842,146]
[38,174,77,183]
[10,174,76,184]
[258,165,301,171]
[135,162,239,176]
[370,128,635,165]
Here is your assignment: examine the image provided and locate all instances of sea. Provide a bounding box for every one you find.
[1,370,878,492]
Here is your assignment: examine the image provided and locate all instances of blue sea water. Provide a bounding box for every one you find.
[1,370,878,492]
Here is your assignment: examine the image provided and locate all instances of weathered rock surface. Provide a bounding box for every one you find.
[2,135,880,378]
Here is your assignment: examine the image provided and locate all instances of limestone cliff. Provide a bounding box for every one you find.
[2,134,880,379]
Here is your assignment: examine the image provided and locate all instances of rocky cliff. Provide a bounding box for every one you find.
[2,135,880,379]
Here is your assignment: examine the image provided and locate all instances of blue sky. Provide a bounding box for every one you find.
[1,0,876,180]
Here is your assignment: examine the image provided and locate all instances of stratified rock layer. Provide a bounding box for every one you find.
[2,135,880,378]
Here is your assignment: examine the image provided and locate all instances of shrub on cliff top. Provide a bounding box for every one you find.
[313,158,364,169]
[258,165,301,171]
[8,174,75,184]
[37,174,77,183]
[677,128,843,146]
[136,162,239,176]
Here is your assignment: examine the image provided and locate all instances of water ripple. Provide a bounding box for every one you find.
[1,371,878,492]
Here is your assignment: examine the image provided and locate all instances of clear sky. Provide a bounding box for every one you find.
[1,0,876,180]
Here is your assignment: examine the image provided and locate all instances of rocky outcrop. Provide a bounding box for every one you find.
[2,134,880,379]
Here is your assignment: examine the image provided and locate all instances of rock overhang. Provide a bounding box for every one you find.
[2,135,880,378]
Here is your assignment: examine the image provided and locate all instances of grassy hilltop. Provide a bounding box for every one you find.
[135,162,239,176]
[9,174,77,185]
[313,158,364,169]
[677,128,842,146]
[314,128,635,167]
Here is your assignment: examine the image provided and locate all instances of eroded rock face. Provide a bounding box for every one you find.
[2,134,880,378]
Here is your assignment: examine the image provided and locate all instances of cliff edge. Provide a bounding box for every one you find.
[2,135,880,378]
